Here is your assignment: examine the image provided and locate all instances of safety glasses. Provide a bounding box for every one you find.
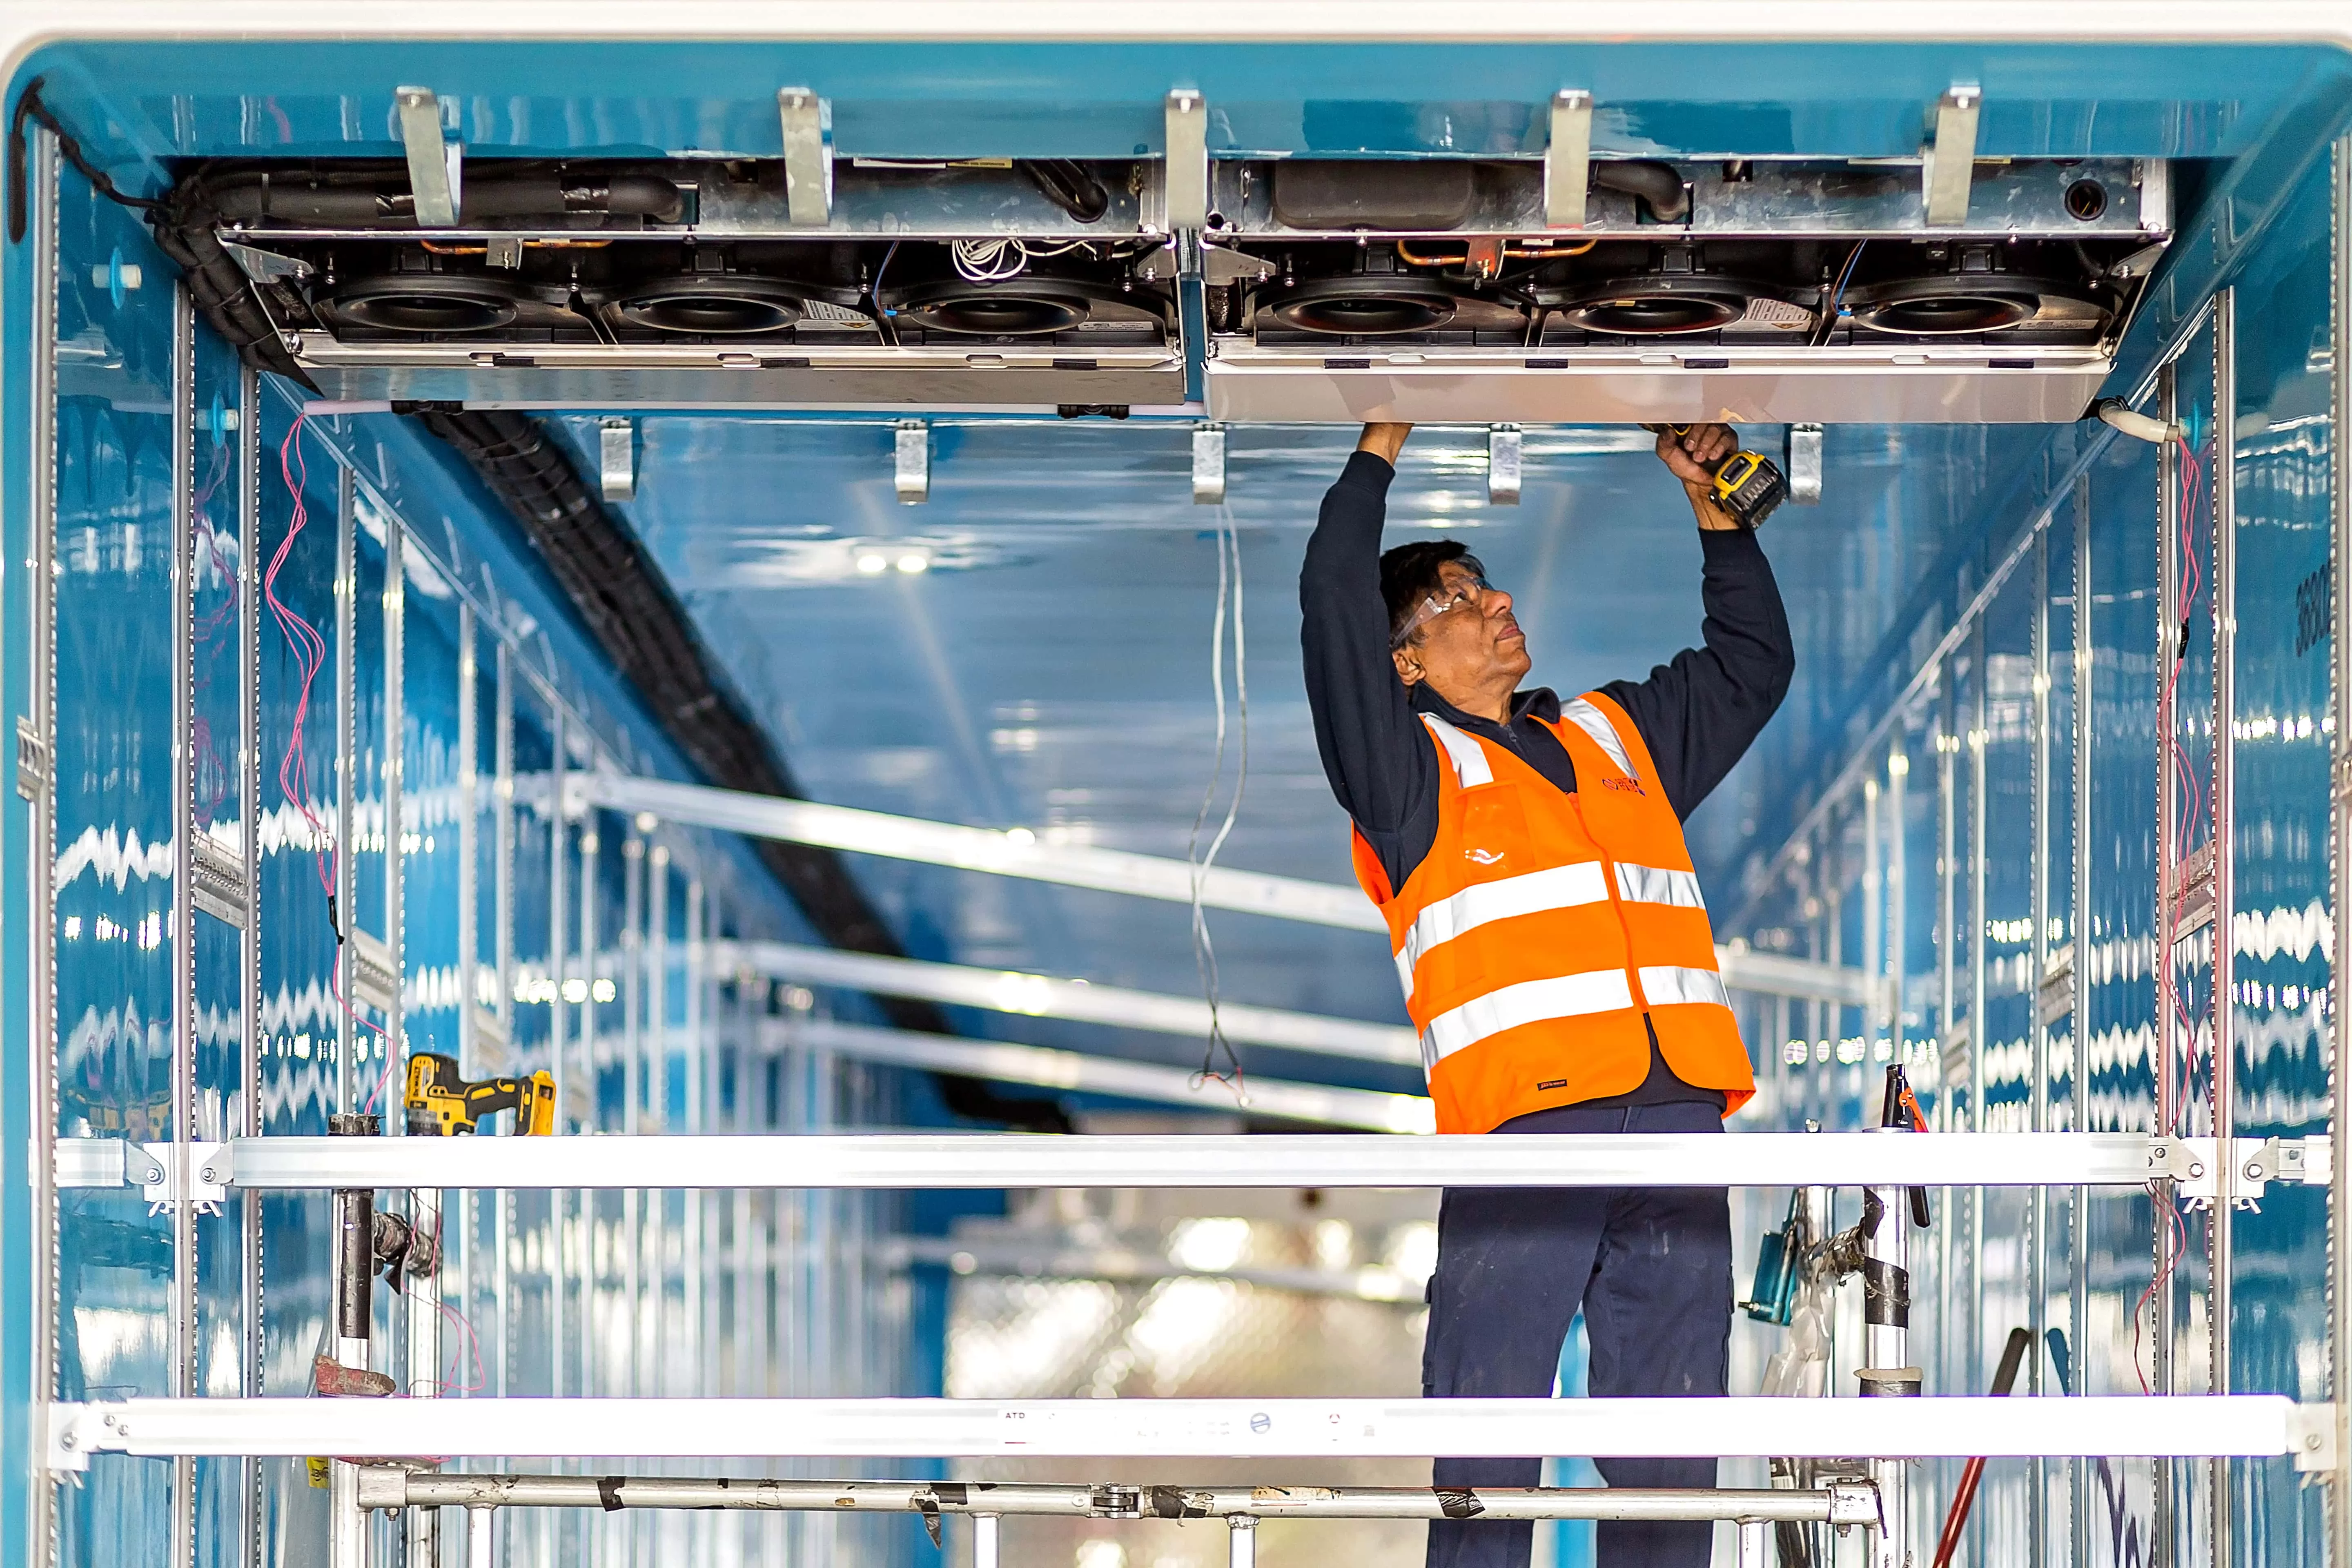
[1391,574,1497,649]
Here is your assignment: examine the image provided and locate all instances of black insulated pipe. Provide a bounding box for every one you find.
[329,1112,380,1343]
[206,171,685,226]
[1592,160,1691,223]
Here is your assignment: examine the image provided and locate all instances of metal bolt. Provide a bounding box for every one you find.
[2189,1162,2205,1179]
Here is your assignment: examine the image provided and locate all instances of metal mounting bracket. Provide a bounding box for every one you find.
[777,89,833,227]
[1487,425,1523,506]
[1544,90,1593,230]
[192,829,249,927]
[2286,1403,2339,1474]
[1192,424,1227,506]
[1165,90,1209,234]
[143,1141,229,1214]
[53,1137,167,1190]
[347,927,398,1015]
[16,715,48,802]
[2238,1135,2334,1191]
[394,87,461,228]
[46,1404,95,1474]
[600,418,637,502]
[1785,424,1824,506]
[1923,85,1981,227]
[895,421,931,505]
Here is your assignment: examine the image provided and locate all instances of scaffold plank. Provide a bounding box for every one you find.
[49,1395,2301,1469]
[188,1131,2201,1192]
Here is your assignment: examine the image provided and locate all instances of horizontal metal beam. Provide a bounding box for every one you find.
[574,772,1383,931]
[1715,944,1891,1009]
[781,1017,1433,1133]
[169,1131,2203,1192]
[362,1469,1875,1523]
[736,941,1419,1066]
[50,1394,2308,1466]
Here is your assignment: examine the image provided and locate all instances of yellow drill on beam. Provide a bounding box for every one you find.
[403,1052,557,1136]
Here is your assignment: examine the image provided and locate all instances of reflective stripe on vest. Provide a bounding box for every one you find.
[1614,863,1704,908]
[1396,859,1703,1004]
[1419,969,1637,1070]
[1560,696,1635,775]
[1638,964,1731,1010]
[1419,713,1494,786]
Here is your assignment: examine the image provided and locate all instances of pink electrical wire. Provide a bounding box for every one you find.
[266,412,394,1085]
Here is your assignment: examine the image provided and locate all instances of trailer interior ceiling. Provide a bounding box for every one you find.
[7,14,2352,1568]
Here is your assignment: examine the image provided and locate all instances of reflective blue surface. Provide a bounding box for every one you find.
[8,29,2352,1568]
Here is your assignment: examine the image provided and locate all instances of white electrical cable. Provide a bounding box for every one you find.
[1187,516,1250,1100]
[950,238,1100,283]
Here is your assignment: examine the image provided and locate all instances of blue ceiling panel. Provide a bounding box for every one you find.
[18,38,2350,173]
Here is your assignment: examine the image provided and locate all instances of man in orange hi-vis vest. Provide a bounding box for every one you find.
[1301,421,1793,1568]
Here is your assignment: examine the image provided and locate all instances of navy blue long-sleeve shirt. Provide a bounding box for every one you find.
[1301,448,1795,1109]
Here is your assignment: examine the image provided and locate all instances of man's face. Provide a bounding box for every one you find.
[1392,561,1531,699]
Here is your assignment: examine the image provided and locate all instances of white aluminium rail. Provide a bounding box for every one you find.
[781,1018,1435,1133]
[576,773,1384,931]
[47,1394,2316,1468]
[737,941,1421,1066]
[185,1131,2205,1191]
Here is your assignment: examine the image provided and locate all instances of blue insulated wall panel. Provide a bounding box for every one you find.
[49,157,179,1568]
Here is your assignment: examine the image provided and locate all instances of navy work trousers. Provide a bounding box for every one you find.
[1422,1100,1733,1568]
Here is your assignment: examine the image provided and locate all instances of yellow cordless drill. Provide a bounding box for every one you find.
[403,1052,557,1136]
[1652,424,1790,528]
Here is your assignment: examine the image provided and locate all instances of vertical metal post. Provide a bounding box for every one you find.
[650,844,670,1399]
[686,878,706,1398]
[620,830,642,1443]
[1227,1516,1257,1568]
[1887,746,1908,1079]
[548,707,567,1405]
[236,359,265,1568]
[382,513,404,1086]
[582,822,606,1411]
[1969,623,1990,1404]
[1737,1519,1770,1568]
[167,280,199,1568]
[972,1514,1000,1568]
[467,1506,495,1568]
[334,461,357,1110]
[1862,1174,1917,1568]
[2209,285,2239,1568]
[2330,130,2352,1568]
[1864,776,1883,1053]
[455,602,478,1397]
[492,642,514,1408]
[1936,676,1958,1423]
[24,125,62,1568]
[2070,467,2096,1568]
[2154,359,2181,1568]
[2029,527,2053,1567]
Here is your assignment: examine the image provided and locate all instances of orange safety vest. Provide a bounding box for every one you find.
[1352,691,1753,1134]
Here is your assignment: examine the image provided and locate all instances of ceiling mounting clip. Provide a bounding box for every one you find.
[1924,84,1982,227]
[1164,90,1209,234]
[394,87,461,228]
[1544,90,1593,230]
[778,88,834,227]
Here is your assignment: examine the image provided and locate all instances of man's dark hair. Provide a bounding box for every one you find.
[1379,540,1485,644]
